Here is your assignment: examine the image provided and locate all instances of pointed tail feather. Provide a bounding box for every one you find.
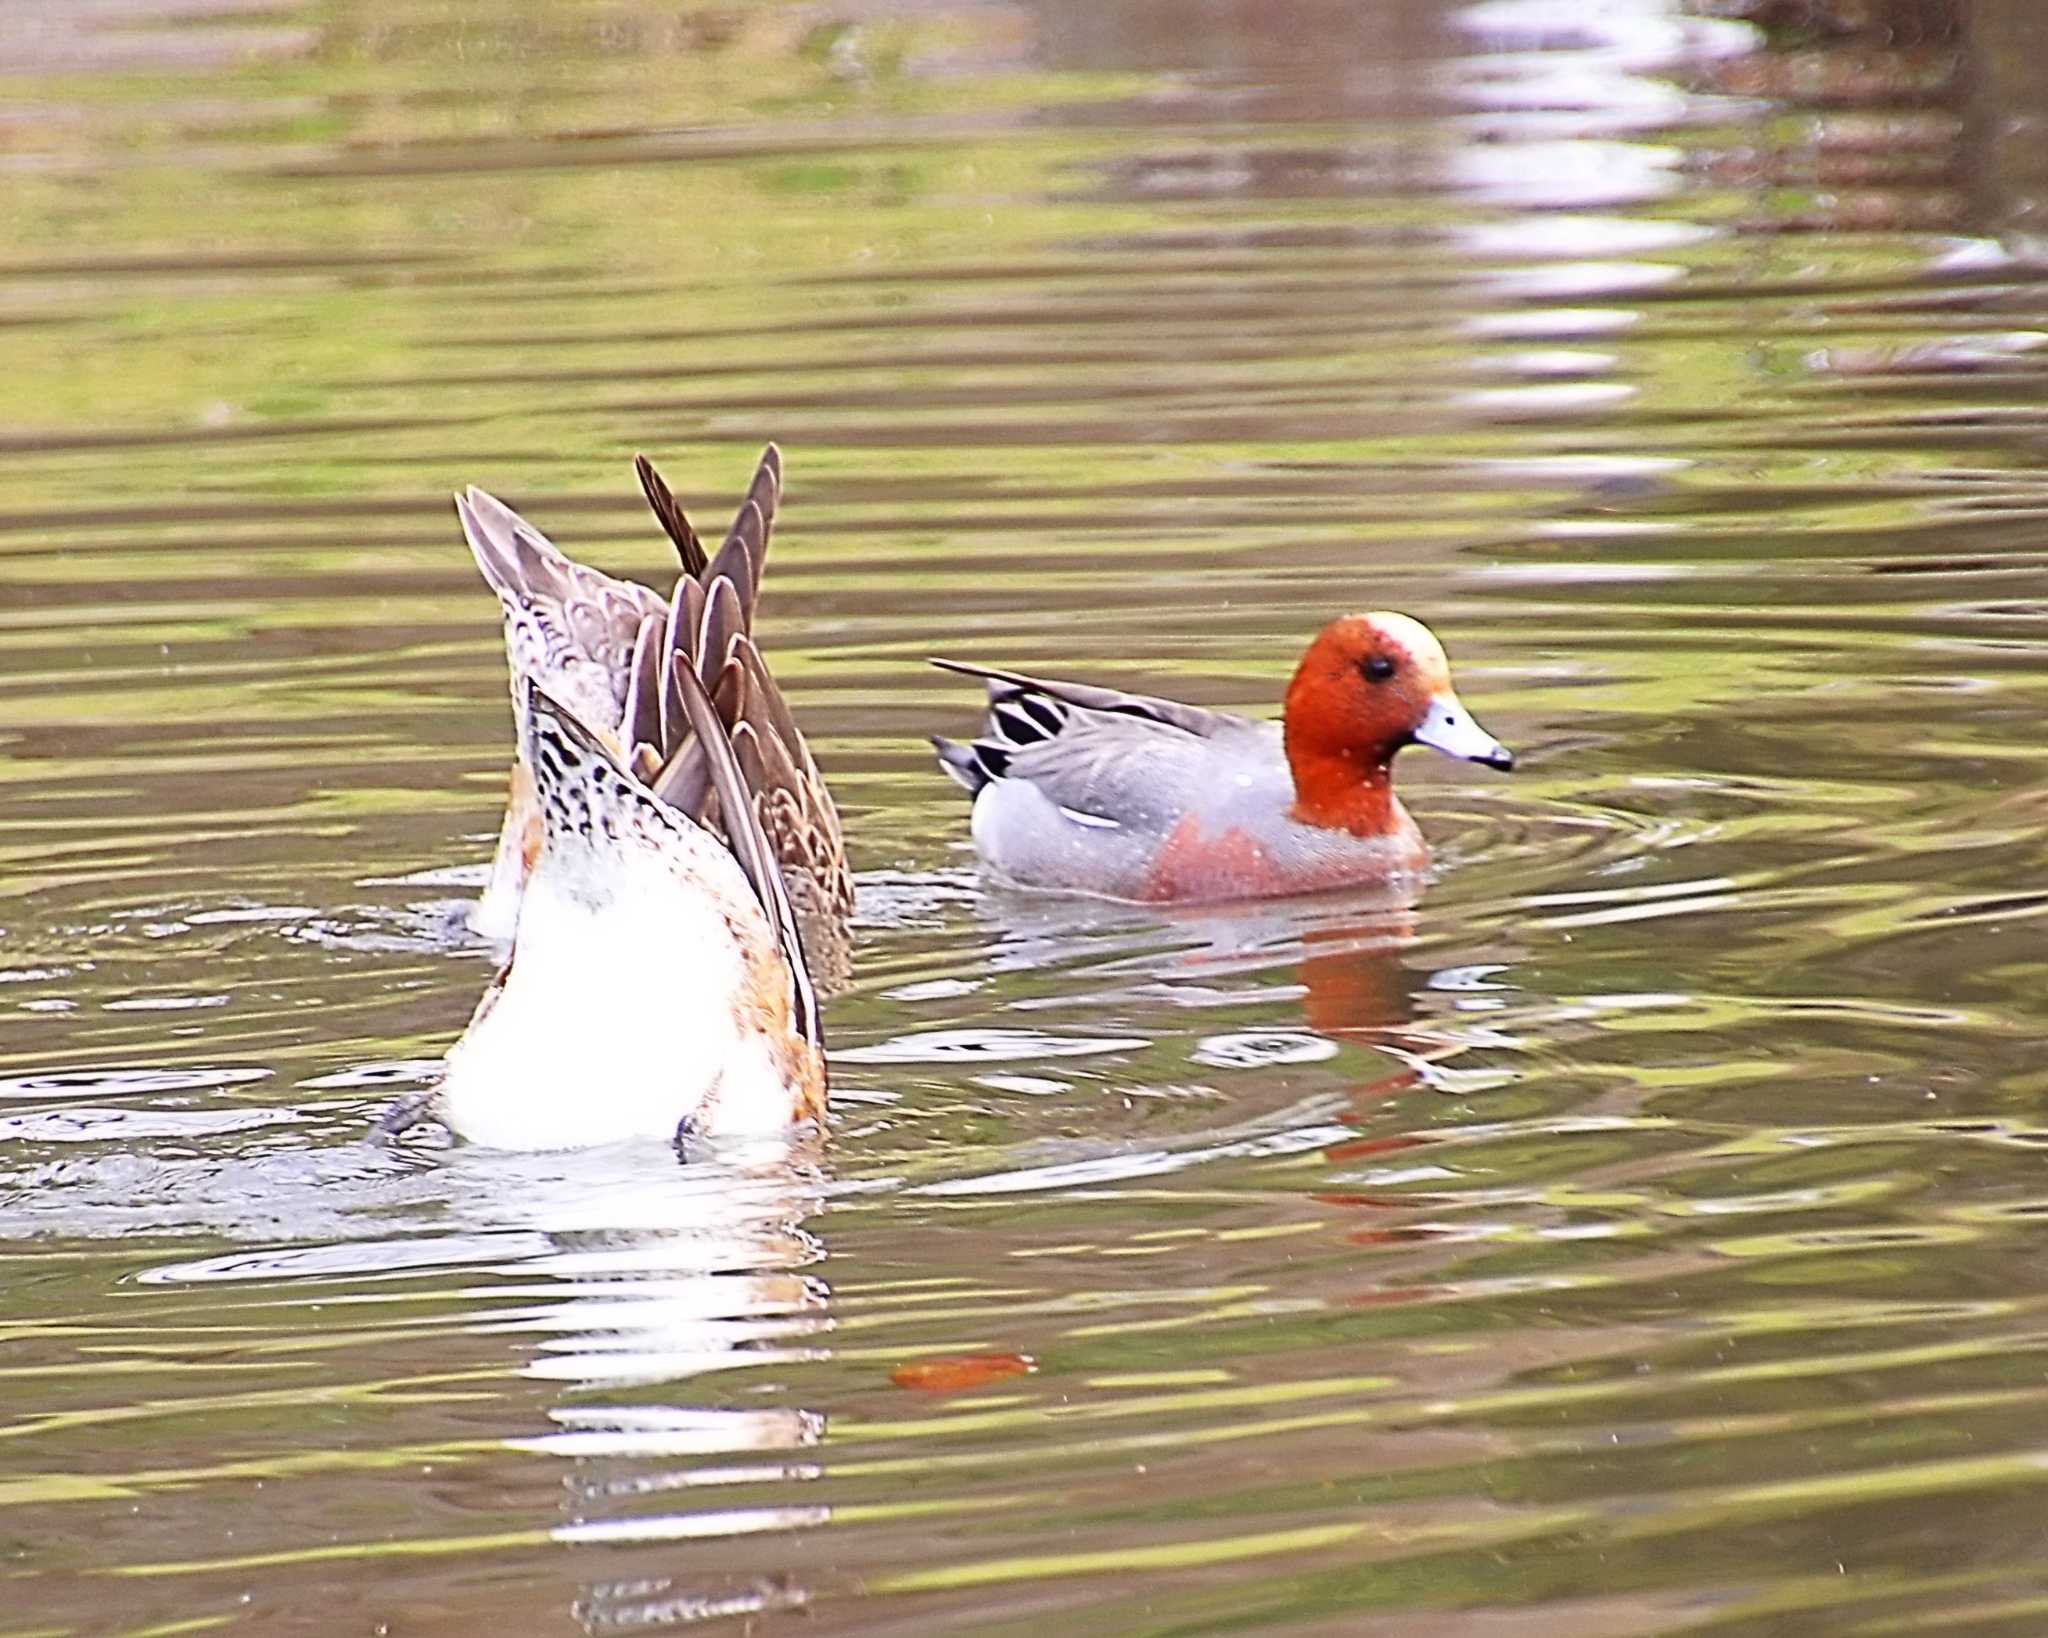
[634,453,710,578]
[455,491,521,598]
[932,734,1005,794]
[635,445,779,621]
[462,487,574,602]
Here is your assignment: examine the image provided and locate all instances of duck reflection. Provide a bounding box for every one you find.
[970,875,1415,1020]
[936,845,1536,1140]
[1291,888,1423,1037]
[435,1139,831,1630]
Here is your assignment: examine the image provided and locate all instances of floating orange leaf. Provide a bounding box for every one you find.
[1323,1133,1425,1163]
[890,1352,1036,1394]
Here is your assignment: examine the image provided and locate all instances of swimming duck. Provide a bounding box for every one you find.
[413,664,826,1150]
[459,447,851,981]
[931,612,1512,902]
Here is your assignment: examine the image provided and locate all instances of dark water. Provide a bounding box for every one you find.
[9,0,2048,1630]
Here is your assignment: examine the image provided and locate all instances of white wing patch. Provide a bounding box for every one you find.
[1058,804,1122,831]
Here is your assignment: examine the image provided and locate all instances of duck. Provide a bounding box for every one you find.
[458,446,852,983]
[930,611,1512,903]
[392,662,827,1150]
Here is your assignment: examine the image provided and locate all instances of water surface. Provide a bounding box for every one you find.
[8,0,2048,1631]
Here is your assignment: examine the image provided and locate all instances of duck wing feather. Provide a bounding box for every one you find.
[670,657,822,1050]
[458,485,666,728]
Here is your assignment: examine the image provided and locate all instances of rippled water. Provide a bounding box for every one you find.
[10,0,2048,1630]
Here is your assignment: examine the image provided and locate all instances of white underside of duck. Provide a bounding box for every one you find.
[467,788,529,944]
[432,680,823,1151]
[436,847,798,1149]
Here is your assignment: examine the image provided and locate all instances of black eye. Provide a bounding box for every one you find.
[1363,654,1396,683]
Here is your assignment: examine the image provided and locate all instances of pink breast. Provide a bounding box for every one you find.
[1140,812,1424,902]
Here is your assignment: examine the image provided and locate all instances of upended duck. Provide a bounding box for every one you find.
[393,664,825,1150]
[931,612,1511,902]
[458,446,851,984]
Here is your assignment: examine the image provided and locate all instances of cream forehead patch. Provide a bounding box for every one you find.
[1359,611,1450,684]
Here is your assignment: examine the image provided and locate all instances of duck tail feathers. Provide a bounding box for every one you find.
[634,453,710,578]
[931,735,1007,795]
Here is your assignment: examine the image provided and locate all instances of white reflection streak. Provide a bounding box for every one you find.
[1441,0,1763,423]
[450,1144,833,1626]
[515,1405,825,1461]
[913,1110,1355,1198]
[557,1506,832,1546]
[477,1159,828,1392]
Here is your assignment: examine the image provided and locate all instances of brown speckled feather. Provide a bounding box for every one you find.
[669,661,825,1088]
[459,486,667,735]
